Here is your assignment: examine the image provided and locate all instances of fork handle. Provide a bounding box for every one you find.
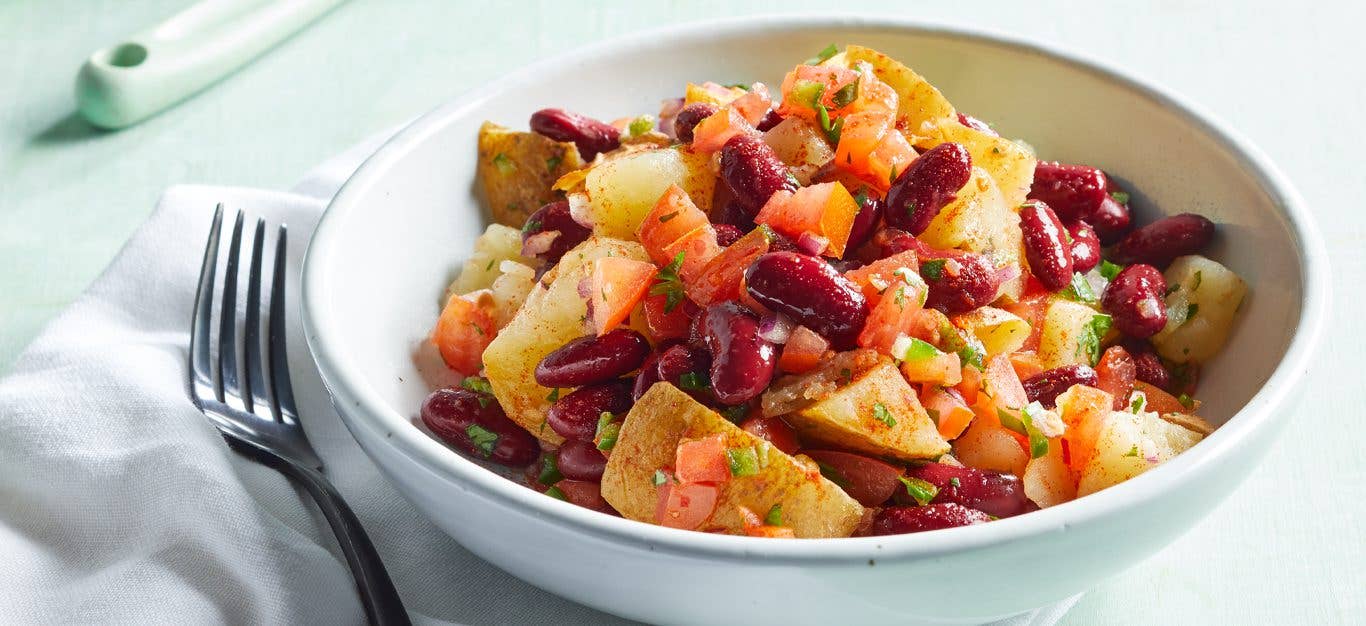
[233,440,411,625]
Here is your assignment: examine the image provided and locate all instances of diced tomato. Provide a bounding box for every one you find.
[1001,294,1049,352]
[803,450,903,507]
[921,386,975,440]
[1008,351,1046,381]
[777,325,830,374]
[858,286,925,355]
[740,416,800,455]
[982,354,1028,410]
[845,250,919,302]
[729,83,774,126]
[1133,381,1189,414]
[834,111,892,180]
[863,129,917,191]
[691,107,757,154]
[955,363,983,406]
[675,434,731,483]
[656,481,720,530]
[638,185,715,268]
[754,182,861,258]
[776,64,860,121]
[1095,346,1137,410]
[642,292,692,340]
[1056,385,1114,471]
[900,349,962,386]
[831,68,898,117]
[685,227,771,305]
[431,295,496,375]
[582,257,656,335]
[661,227,722,282]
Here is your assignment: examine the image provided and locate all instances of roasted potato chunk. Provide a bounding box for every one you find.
[1152,255,1248,364]
[918,167,1026,300]
[843,45,956,143]
[601,383,863,538]
[477,121,585,227]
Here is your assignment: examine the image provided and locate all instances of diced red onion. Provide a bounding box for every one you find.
[757,312,795,344]
[993,264,1021,285]
[796,231,829,256]
[521,230,560,257]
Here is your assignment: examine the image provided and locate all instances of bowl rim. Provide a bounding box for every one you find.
[302,14,1330,564]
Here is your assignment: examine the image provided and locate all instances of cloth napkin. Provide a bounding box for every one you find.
[0,132,1079,626]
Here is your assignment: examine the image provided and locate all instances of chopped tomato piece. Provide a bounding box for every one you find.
[863,129,917,190]
[754,182,861,258]
[642,292,691,340]
[656,481,720,530]
[740,416,800,455]
[921,386,975,440]
[691,107,757,154]
[776,64,860,121]
[729,83,774,126]
[1133,381,1191,414]
[582,257,655,335]
[685,227,771,306]
[845,250,919,302]
[955,363,983,406]
[1056,385,1114,471]
[661,227,722,282]
[777,325,830,374]
[831,67,898,117]
[803,450,902,507]
[638,185,715,268]
[1001,294,1049,352]
[735,505,796,538]
[982,354,1028,409]
[858,285,925,355]
[1008,351,1046,381]
[675,434,731,483]
[900,349,962,386]
[431,295,496,375]
[833,111,892,183]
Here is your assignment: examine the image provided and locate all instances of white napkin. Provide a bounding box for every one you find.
[0,133,1078,626]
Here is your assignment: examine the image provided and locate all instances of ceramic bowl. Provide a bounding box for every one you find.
[301,16,1329,624]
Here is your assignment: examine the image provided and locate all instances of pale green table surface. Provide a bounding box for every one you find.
[2,1,1362,623]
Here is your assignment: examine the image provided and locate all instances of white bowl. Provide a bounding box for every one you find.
[301,16,1329,625]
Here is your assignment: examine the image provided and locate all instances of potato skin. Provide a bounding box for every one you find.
[477,121,584,227]
[601,383,863,538]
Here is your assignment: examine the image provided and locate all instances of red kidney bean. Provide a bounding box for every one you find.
[755,108,784,132]
[529,108,621,161]
[631,350,664,401]
[1109,213,1216,268]
[739,416,800,455]
[421,388,539,466]
[845,188,884,253]
[804,450,903,507]
[868,503,992,536]
[956,112,997,136]
[554,480,616,514]
[521,200,591,265]
[1066,220,1102,273]
[1027,162,1109,222]
[903,463,1028,518]
[713,201,757,231]
[884,142,973,235]
[1023,364,1099,408]
[858,227,916,263]
[556,439,607,482]
[713,223,744,248]
[1019,201,1074,291]
[744,251,868,349]
[1091,195,1132,244]
[1102,264,1168,338]
[699,302,778,404]
[921,251,1003,314]
[719,133,798,217]
[545,379,634,442]
[655,344,714,403]
[673,102,719,144]
[1132,349,1172,391]
[1095,346,1137,409]
[534,329,650,388]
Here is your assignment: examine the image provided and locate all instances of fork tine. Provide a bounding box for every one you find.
[189,205,225,406]
[268,225,298,422]
[218,211,245,408]
[243,218,270,418]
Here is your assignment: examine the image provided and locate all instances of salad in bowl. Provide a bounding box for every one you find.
[417,44,1245,539]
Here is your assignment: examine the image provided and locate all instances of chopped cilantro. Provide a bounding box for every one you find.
[723,83,751,90]
[461,376,493,395]
[920,259,946,281]
[485,258,495,271]
[1165,283,1181,296]
[1076,314,1113,366]
[830,80,859,108]
[1131,394,1147,414]
[853,189,870,207]
[1099,260,1124,281]
[726,447,760,477]
[949,476,962,489]
[658,210,680,223]
[595,412,620,451]
[628,115,655,137]
[538,454,563,485]
[764,503,783,526]
[649,251,687,312]
[1185,303,1200,323]
[678,371,710,391]
[545,387,560,402]
[898,476,939,506]
[817,462,849,488]
[838,368,853,385]
[546,155,563,172]
[1123,444,1140,458]
[465,424,499,458]
[815,100,843,144]
[544,485,567,500]
[898,337,940,362]
[998,404,1049,459]
[720,404,749,422]
[1110,191,1130,205]
[1191,270,1203,291]
[491,153,515,175]
[652,469,669,487]
[872,402,896,427]
[1178,393,1196,410]
[521,219,542,235]
[805,43,839,65]
[468,321,485,336]
[1063,272,1098,303]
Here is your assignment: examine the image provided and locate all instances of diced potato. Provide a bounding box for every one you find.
[1023,441,1076,508]
[484,261,537,328]
[762,350,883,418]
[1037,298,1106,369]
[927,121,1037,212]
[483,237,648,443]
[1076,409,1206,497]
[952,306,1031,357]
[1152,255,1248,364]
[601,383,864,538]
[843,45,956,143]
[953,410,1029,477]
[477,122,584,227]
[448,224,535,296]
[918,167,1025,300]
[584,147,716,239]
[763,117,835,185]
[783,360,951,461]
